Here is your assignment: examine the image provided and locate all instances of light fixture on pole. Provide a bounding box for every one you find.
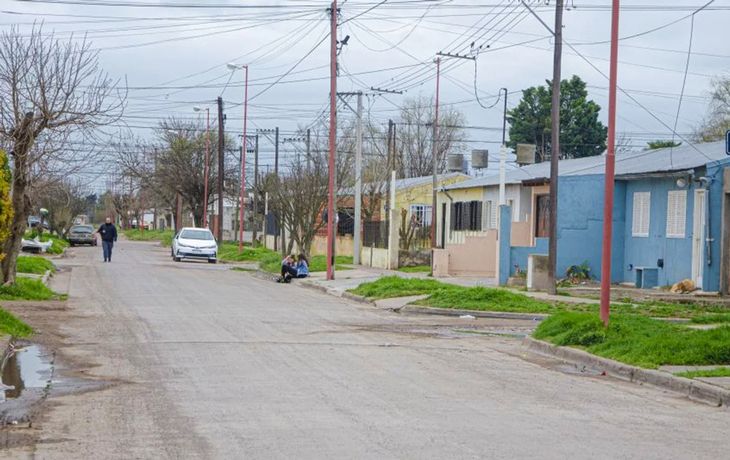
[193,106,211,228]
[227,63,250,251]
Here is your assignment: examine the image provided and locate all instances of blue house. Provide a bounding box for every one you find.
[495,141,730,293]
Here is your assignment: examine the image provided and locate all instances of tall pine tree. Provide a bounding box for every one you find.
[507,75,607,161]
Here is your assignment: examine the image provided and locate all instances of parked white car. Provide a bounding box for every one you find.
[171,227,218,263]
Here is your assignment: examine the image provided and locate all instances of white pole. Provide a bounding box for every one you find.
[353,92,363,265]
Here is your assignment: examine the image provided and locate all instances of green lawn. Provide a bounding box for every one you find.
[218,243,274,263]
[533,312,730,369]
[123,229,174,246]
[348,277,730,321]
[0,278,62,301]
[675,367,730,379]
[0,307,32,337]
[349,276,448,300]
[398,265,432,273]
[17,256,55,275]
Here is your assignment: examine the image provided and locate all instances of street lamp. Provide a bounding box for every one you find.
[227,63,250,251]
[193,106,211,228]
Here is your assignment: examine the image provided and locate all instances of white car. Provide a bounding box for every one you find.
[171,227,218,263]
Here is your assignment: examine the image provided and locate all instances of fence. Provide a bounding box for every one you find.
[363,220,389,249]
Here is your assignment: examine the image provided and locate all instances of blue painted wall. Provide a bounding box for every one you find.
[555,175,625,282]
[623,176,697,288]
[498,205,512,285]
[505,161,729,290]
[704,159,730,292]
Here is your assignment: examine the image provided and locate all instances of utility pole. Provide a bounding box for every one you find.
[326,0,338,280]
[547,0,564,295]
[431,56,441,249]
[306,128,311,168]
[501,87,508,146]
[354,93,363,265]
[274,126,280,177]
[252,134,259,245]
[600,0,621,326]
[238,64,249,251]
[217,96,225,242]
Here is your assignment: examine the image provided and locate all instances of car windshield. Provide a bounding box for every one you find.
[72,226,93,233]
[180,230,214,241]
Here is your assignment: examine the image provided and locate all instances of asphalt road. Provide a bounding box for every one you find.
[14,240,730,459]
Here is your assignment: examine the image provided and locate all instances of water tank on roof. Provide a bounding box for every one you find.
[447,154,465,172]
[516,143,536,165]
[471,149,489,169]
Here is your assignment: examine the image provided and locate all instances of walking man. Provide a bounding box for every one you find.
[97,217,118,263]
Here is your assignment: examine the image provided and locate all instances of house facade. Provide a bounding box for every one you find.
[437,141,730,293]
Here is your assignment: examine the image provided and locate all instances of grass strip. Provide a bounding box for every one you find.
[674,367,730,379]
[0,278,62,301]
[349,277,730,320]
[0,307,32,337]
[397,265,431,273]
[123,229,174,246]
[17,256,55,275]
[533,311,730,369]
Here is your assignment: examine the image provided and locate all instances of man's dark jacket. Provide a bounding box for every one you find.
[97,223,118,242]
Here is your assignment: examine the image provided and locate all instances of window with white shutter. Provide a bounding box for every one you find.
[485,200,498,229]
[666,190,686,238]
[632,192,650,237]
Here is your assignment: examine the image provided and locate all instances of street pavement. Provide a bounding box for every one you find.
[12,240,730,459]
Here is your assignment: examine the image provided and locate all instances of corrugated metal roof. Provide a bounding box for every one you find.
[445,141,727,191]
[341,172,471,196]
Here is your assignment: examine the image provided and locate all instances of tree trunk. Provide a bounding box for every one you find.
[2,156,32,285]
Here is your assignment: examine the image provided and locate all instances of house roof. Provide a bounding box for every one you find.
[445,141,727,191]
[341,172,470,195]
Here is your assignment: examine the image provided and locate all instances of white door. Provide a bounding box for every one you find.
[691,189,706,288]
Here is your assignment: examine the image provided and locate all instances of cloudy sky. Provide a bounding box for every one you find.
[4,0,729,190]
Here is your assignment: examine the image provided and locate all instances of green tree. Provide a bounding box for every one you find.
[507,75,607,161]
[0,151,13,262]
[646,140,681,150]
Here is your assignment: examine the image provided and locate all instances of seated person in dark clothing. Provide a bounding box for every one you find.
[277,255,297,283]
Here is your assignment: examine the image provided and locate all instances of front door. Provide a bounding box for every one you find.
[691,189,706,288]
[535,195,550,238]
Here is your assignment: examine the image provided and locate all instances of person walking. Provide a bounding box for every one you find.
[96,217,118,262]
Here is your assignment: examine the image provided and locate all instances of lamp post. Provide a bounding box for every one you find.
[193,106,211,228]
[227,63,249,251]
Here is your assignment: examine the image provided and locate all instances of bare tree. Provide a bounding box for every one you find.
[695,76,730,142]
[396,95,467,178]
[0,26,124,283]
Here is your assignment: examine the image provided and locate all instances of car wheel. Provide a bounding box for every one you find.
[174,256,181,262]
[208,259,217,264]
[70,243,75,247]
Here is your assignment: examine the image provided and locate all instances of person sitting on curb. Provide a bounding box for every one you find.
[276,255,297,283]
[295,255,309,279]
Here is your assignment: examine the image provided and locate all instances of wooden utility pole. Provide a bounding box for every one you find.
[252,134,259,245]
[217,96,225,242]
[599,0,622,326]
[326,0,338,280]
[431,56,441,249]
[547,0,564,295]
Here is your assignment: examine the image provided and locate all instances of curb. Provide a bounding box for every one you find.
[524,336,730,408]
[397,305,548,320]
[298,281,375,305]
[41,269,52,286]
[0,335,14,377]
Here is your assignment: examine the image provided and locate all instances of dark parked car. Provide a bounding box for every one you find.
[67,224,97,247]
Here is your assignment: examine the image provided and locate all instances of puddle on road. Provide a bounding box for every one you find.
[1,345,53,401]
